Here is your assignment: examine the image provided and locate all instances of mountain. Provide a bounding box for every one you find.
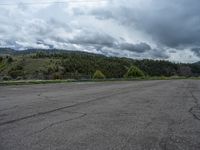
[194,61,200,65]
[0,48,70,55]
[0,48,200,80]
[0,48,104,57]
[0,48,16,55]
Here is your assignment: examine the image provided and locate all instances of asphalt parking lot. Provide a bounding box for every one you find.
[0,80,200,150]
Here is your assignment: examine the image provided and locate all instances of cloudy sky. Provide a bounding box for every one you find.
[0,0,200,63]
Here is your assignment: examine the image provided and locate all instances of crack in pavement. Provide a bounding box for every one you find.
[0,95,109,127]
[189,90,200,121]
[158,82,199,150]
[27,110,137,138]
[190,91,199,105]
[27,112,87,137]
[0,88,130,127]
[0,81,164,127]
[0,83,159,126]
[189,106,200,121]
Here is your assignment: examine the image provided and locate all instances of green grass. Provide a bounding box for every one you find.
[0,57,55,75]
[22,58,53,74]
[1,76,199,86]
[1,75,185,86]
[0,79,76,86]
[0,63,5,71]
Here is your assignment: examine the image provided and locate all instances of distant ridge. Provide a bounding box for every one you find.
[0,48,16,55]
[0,48,104,57]
[0,47,200,79]
[194,61,200,65]
[0,48,199,65]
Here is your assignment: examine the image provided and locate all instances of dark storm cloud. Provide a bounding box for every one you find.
[68,31,152,53]
[150,49,170,59]
[69,31,117,47]
[91,0,200,49]
[169,50,177,54]
[134,2,200,48]
[1,0,199,62]
[118,42,151,53]
[191,48,200,57]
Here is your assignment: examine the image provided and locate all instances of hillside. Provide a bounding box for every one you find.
[194,61,200,65]
[0,48,200,80]
[0,48,16,55]
[0,48,104,57]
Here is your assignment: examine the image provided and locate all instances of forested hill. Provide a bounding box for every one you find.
[0,48,200,80]
[194,61,200,65]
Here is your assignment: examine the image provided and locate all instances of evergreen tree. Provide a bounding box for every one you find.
[93,70,106,79]
[124,65,145,78]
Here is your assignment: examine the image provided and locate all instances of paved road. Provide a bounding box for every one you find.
[0,80,200,150]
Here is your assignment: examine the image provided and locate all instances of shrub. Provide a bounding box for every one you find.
[47,66,54,73]
[124,65,145,78]
[16,76,23,80]
[35,52,46,58]
[160,75,168,80]
[2,76,11,81]
[8,70,24,79]
[0,56,3,63]
[52,73,63,80]
[93,70,106,79]
[15,64,23,70]
[6,56,13,63]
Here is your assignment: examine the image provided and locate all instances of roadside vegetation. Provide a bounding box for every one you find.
[124,65,145,78]
[0,48,200,84]
[93,70,106,79]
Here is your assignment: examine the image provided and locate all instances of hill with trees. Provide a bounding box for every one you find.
[0,48,200,80]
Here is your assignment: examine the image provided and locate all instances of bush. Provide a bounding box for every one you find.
[2,76,11,81]
[15,64,23,70]
[160,75,168,80]
[0,56,3,63]
[93,70,106,79]
[124,65,145,78]
[8,70,24,79]
[6,56,13,63]
[16,76,24,80]
[52,73,63,80]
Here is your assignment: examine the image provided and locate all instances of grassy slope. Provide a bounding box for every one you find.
[0,48,200,83]
[1,77,200,86]
[0,57,54,75]
[0,79,75,86]
[0,56,199,86]
[22,58,51,74]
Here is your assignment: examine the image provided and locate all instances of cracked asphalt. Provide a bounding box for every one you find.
[0,80,200,150]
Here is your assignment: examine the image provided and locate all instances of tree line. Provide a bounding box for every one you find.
[0,50,200,80]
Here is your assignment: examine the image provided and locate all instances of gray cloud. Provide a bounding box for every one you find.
[118,42,151,53]
[135,1,200,48]
[91,0,200,49]
[150,49,170,59]
[191,48,200,57]
[0,0,199,62]
[67,30,152,54]
[91,9,114,20]
[68,31,117,47]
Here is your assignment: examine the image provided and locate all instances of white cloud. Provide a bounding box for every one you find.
[0,0,199,62]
